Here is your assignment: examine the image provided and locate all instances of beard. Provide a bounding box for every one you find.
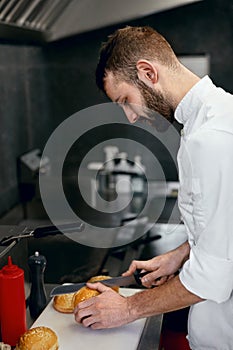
[135,80,175,131]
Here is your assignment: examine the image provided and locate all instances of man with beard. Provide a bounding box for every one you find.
[74,26,233,349]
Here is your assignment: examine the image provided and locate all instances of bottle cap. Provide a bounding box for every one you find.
[1,256,21,275]
[28,251,46,266]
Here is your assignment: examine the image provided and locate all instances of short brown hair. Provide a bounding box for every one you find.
[96,26,178,92]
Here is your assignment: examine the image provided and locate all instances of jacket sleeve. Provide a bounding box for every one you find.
[179,128,233,303]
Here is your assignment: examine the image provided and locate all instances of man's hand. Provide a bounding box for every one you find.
[73,282,135,329]
[74,274,202,330]
[74,242,191,329]
[123,241,190,288]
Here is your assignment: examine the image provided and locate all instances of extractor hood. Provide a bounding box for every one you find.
[0,0,203,43]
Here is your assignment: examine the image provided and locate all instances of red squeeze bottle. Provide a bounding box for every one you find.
[0,256,27,346]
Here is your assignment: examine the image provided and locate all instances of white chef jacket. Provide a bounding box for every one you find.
[175,76,233,350]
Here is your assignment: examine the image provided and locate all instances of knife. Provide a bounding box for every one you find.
[50,271,149,296]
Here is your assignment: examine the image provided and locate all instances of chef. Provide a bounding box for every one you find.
[74,26,233,349]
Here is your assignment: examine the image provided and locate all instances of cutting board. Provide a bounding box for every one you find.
[32,288,146,350]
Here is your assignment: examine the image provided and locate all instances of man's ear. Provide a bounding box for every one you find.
[136,60,158,87]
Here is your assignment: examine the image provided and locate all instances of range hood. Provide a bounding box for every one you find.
[0,0,202,43]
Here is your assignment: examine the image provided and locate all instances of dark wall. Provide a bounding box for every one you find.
[0,0,232,217]
[44,0,233,115]
[144,0,233,93]
[0,44,50,216]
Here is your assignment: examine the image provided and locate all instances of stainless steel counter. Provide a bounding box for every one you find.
[138,315,163,350]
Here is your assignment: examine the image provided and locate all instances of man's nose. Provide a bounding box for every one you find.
[123,106,138,124]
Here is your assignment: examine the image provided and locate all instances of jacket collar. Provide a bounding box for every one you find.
[174,75,213,128]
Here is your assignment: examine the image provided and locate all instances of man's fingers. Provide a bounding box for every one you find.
[122,260,138,276]
[81,314,98,328]
[86,281,111,293]
[122,260,151,276]
[152,276,168,286]
[74,296,95,315]
[142,274,175,288]
[140,271,160,285]
[74,300,95,323]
